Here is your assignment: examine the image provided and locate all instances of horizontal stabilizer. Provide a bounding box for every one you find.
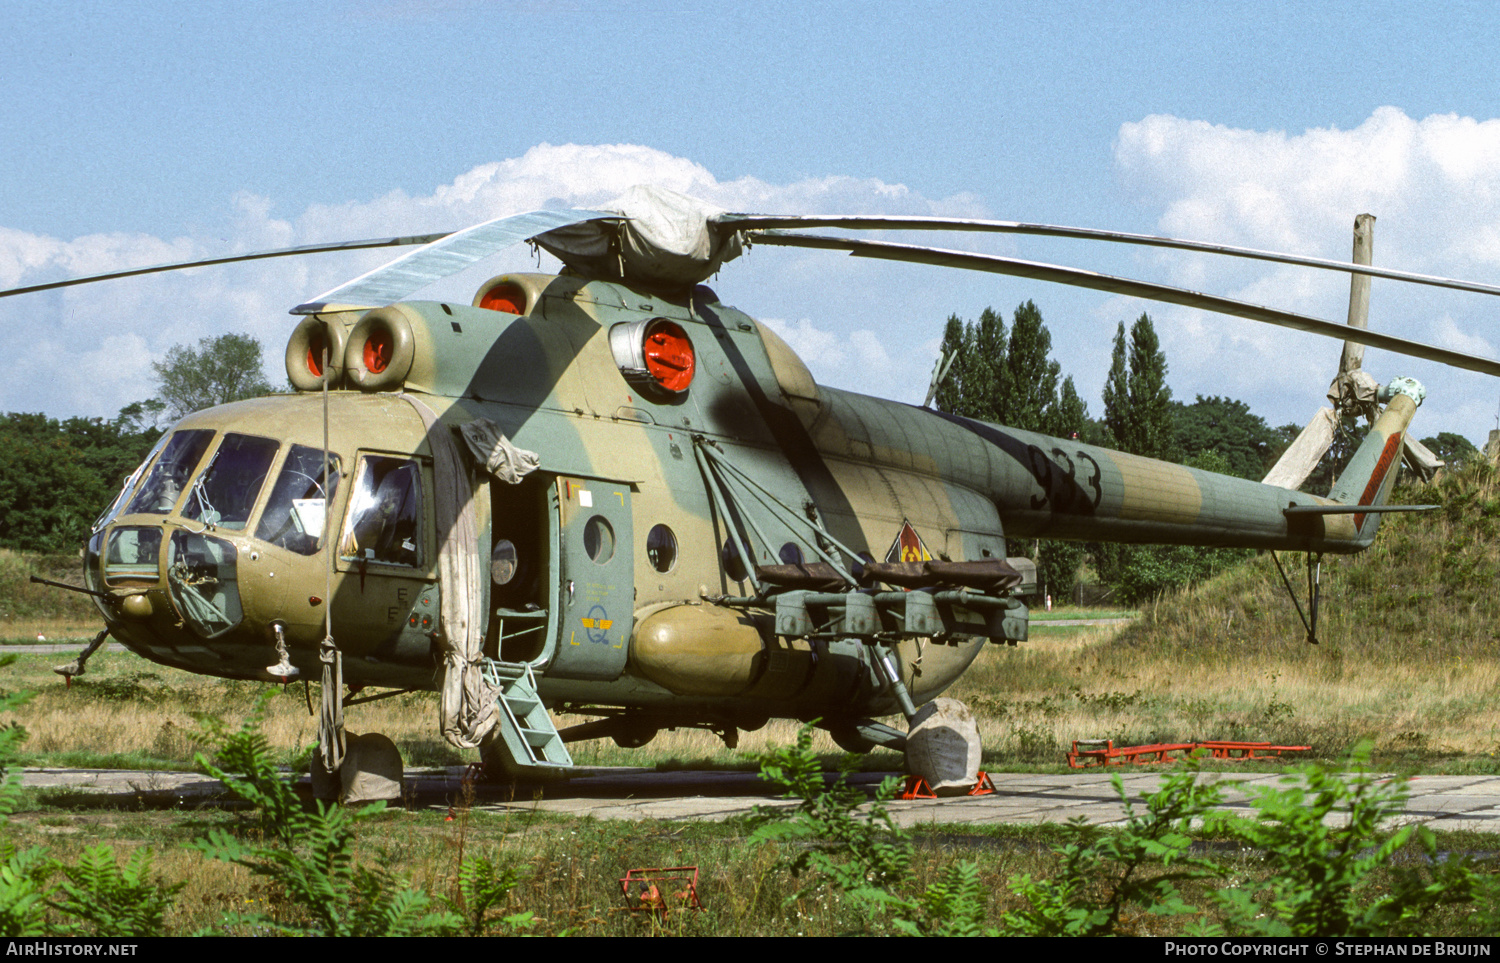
[1283,504,1436,516]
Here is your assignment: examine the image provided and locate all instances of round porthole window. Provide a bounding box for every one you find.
[583,516,615,564]
[721,538,748,583]
[491,539,518,585]
[779,543,804,565]
[647,524,677,573]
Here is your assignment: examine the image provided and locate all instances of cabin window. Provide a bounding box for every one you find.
[181,434,280,531]
[583,516,615,564]
[491,539,518,585]
[94,431,172,532]
[646,524,677,573]
[340,455,423,568]
[104,526,162,585]
[255,445,343,555]
[125,429,215,516]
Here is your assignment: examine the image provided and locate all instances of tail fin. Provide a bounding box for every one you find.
[1325,378,1424,543]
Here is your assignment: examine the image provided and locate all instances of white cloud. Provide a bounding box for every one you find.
[758,315,934,403]
[1117,107,1500,271]
[1112,107,1500,441]
[1434,315,1496,360]
[760,317,850,368]
[0,143,978,418]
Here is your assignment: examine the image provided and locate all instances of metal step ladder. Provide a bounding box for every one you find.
[481,659,573,770]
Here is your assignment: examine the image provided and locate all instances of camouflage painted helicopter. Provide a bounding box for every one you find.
[9,186,1500,794]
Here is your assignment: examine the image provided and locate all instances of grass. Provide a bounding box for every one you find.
[1030,607,1137,621]
[3,776,1495,936]
[0,549,100,635]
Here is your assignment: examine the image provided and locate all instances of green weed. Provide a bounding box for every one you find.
[1209,743,1478,936]
[1002,767,1223,936]
[190,692,461,936]
[750,723,995,936]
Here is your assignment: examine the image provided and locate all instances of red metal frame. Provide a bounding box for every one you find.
[620,866,702,918]
[900,770,997,800]
[1066,739,1310,768]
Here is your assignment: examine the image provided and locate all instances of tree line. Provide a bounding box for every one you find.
[0,334,274,554]
[935,303,1480,604]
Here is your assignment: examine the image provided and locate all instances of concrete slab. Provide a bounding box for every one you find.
[20,765,1500,832]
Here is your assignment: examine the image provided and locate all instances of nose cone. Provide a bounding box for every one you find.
[118,594,153,620]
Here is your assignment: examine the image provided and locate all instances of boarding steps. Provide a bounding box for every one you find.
[481,659,573,771]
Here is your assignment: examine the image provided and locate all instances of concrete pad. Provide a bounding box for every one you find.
[21,765,1500,832]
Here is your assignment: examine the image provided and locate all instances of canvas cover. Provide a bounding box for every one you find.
[535,185,745,286]
[460,418,540,485]
[401,395,501,750]
[1262,406,1338,490]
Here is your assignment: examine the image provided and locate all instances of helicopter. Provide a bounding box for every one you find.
[8,185,1499,799]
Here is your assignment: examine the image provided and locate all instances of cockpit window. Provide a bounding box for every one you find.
[166,529,243,638]
[181,434,279,531]
[340,456,423,568]
[94,431,172,533]
[255,445,342,555]
[125,429,215,516]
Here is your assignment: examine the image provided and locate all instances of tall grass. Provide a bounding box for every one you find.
[0,549,100,641]
[949,462,1500,766]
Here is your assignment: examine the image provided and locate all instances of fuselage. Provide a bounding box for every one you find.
[83,272,1411,735]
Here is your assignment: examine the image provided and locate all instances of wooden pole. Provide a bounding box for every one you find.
[1340,214,1376,374]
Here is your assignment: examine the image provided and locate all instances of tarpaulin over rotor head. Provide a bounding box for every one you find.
[534,185,745,287]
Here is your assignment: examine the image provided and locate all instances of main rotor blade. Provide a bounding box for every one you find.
[1262,407,1337,489]
[751,231,1500,378]
[291,209,622,314]
[724,215,1500,298]
[0,233,452,301]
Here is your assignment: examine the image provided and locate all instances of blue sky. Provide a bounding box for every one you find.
[4,0,1500,449]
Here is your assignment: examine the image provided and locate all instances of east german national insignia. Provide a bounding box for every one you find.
[885,519,933,564]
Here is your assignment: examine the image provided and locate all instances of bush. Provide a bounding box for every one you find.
[191,692,462,937]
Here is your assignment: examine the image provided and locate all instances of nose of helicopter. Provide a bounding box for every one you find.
[85,520,254,660]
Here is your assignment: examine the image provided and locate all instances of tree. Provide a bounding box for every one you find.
[1049,376,1091,440]
[968,307,1009,423]
[1421,431,1480,471]
[932,315,969,416]
[1004,300,1060,430]
[1103,315,1174,458]
[934,302,1087,600]
[1096,315,1250,602]
[0,408,162,553]
[153,333,275,421]
[1101,323,1129,447]
[1173,396,1280,481]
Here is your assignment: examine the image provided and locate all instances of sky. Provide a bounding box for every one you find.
[4,0,1500,450]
